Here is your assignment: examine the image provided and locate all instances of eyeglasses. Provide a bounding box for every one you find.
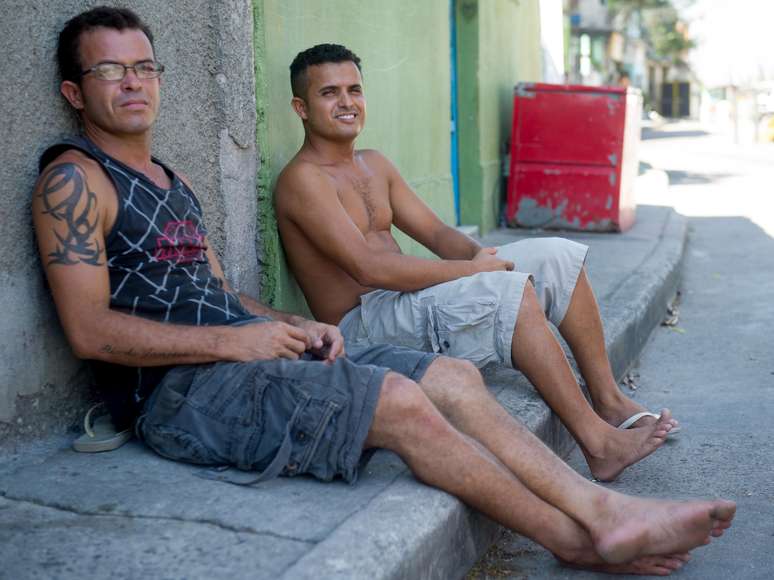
[80,61,165,81]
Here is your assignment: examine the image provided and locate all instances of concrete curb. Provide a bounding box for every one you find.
[602,207,687,380]
[284,208,688,580]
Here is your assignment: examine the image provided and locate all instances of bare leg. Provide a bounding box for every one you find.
[512,283,671,481]
[406,360,735,565]
[559,268,679,430]
[368,371,735,569]
[365,373,714,573]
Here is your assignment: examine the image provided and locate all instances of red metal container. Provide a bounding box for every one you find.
[506,83,642,232]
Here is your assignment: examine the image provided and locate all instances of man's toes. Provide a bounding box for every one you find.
[710,500,737,522]
[663,556,687,570]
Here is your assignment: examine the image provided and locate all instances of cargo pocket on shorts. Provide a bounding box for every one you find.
[142,423,220,465]
[198,388,343,486]
[284,396,341,478]
[427,300,498,367]
[140,380,223,466]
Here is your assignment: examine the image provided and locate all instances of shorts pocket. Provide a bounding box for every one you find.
[234,381,343,478]
[427,300,498,367]
[142,423,220,465]
[285,398,341,478]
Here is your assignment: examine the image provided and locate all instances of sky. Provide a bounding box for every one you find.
[684,0,774,87]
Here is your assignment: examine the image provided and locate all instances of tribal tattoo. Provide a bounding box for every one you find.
[38,163,104,266]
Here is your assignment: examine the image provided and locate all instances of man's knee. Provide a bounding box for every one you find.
[368,372,448,449]
[422,356,487,405]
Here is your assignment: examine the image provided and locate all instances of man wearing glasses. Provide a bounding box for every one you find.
[31,7,735,574]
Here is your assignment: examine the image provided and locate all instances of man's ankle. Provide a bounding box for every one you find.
[592,390,629,412]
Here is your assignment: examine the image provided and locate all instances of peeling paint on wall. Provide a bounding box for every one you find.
[515,196,612,230]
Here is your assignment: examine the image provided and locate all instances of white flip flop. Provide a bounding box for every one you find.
[72,403,133,453]
[617,411,681,434]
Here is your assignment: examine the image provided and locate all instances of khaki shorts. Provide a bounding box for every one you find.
[339,237,588,368]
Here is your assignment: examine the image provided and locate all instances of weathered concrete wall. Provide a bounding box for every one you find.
[457,0,543,234]
[256,0,454,311]
[0,0,258,446]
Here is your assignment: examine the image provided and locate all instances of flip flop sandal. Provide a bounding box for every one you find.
[617,411,682,434]
[72,403,133,453]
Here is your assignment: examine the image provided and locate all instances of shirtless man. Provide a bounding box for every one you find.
[276,44,679,483]
[34,12,735,574]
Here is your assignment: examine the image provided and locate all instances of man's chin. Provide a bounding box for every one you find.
[117,116,157,135]
[327,126,362,141]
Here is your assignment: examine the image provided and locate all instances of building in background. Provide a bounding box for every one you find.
[565,0,697,118]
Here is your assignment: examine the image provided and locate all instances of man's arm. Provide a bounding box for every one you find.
[32,154,315,366]
[205,245,345,362]
[384,157,483,261]
[276,159,513,292]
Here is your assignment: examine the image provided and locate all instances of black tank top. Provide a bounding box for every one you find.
[39,136,255,427]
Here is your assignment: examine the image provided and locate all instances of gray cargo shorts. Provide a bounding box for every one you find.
[339,237,588,368]
[137,340,437,485]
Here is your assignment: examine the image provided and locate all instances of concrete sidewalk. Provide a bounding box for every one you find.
[0,204,686,580]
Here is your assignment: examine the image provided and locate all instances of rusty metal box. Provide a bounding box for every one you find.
[506,83,642,232]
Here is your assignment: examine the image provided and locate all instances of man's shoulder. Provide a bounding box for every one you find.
[275,156,336,203]
[356,148,389,163]
[278,155,328,180]
[36,147,114,193]
[356,149,401,181]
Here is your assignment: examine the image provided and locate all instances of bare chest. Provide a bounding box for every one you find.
[335,173,393,233]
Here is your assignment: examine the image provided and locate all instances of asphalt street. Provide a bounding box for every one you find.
[469,122,774,579]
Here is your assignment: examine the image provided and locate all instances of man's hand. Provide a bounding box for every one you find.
[230,321,312,361]
[472,247,514,273]
[292,319,346,363]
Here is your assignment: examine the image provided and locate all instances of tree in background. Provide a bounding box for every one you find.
[609,0,695,66]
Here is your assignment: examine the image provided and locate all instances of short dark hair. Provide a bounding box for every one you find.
[57,6,155,84]
[289,44,362,98]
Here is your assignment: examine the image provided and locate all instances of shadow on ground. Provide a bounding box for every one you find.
[642,127,710,140]
[666,169,736,186]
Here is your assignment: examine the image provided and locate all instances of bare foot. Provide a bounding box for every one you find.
[582,410,673,481]
[597,395,680,432]
[589,493,737,564]
[549,515,691,575]
[559,553,691,576]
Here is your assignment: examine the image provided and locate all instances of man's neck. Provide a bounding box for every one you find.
[83,124,155,175]
[301,133,357,165]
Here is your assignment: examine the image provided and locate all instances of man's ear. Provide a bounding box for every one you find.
[291,96,308,120]
[60,80,85,111]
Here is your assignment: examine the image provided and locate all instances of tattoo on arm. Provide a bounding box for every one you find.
[38,163,104,266]
[100,344,189,360]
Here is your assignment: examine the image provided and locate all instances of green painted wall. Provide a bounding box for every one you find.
[255,0,454,312]
[456,0,543,234]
